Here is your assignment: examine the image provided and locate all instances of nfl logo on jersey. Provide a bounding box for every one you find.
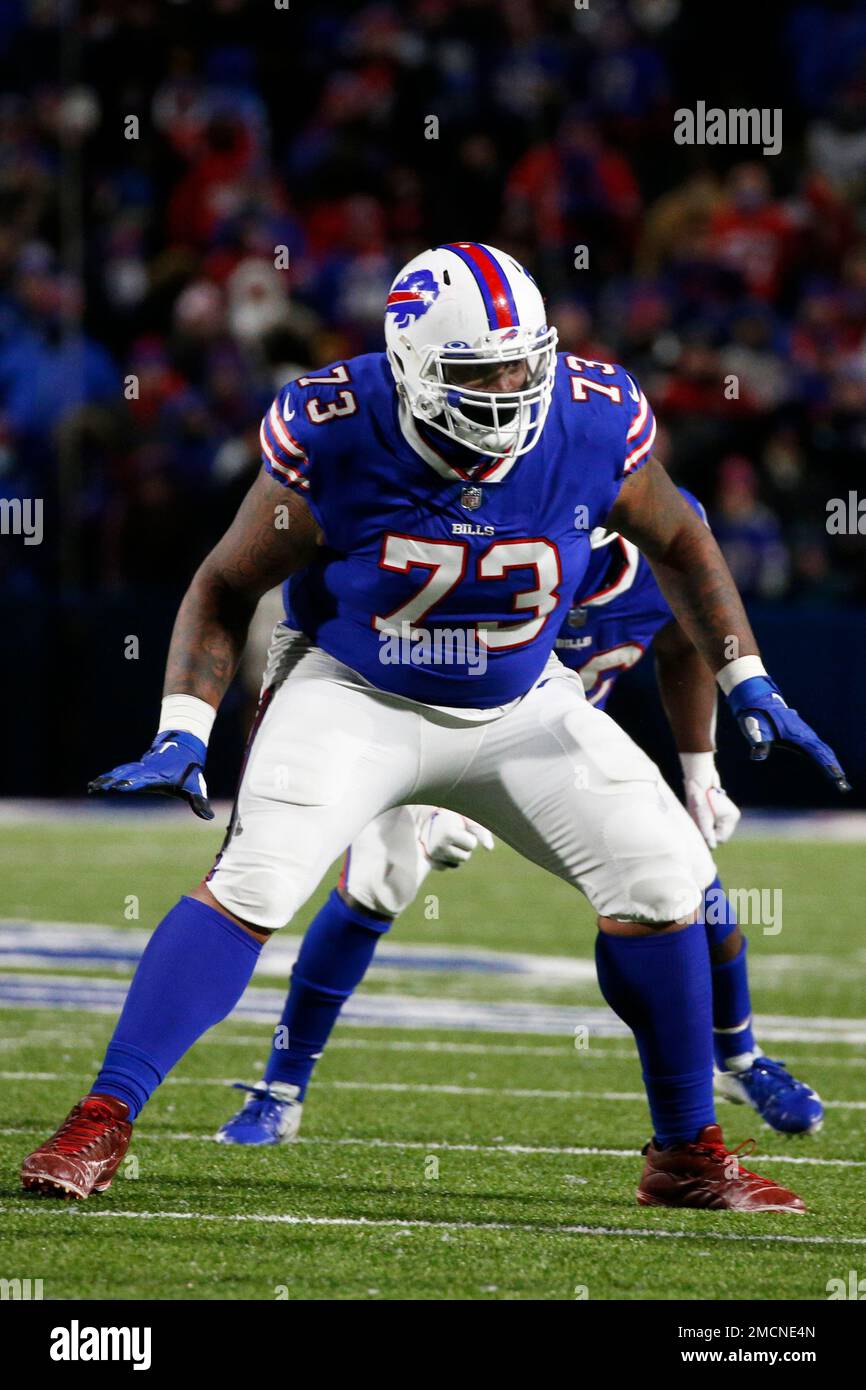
[460,485,483,511]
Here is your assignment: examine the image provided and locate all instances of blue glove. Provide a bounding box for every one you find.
[726,676,850,792]
[87,730,214,820]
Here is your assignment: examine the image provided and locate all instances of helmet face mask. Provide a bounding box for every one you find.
[385,243,558,460]
[419,328,558,457]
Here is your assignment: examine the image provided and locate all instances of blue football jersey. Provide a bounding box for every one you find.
[260,352,657,707]
[554,488,707,708]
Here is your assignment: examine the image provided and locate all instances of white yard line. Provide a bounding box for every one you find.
[0,1033,640,1060]
[3,1203,865,1246]
[3,1031,866,1069]
[2,1069,864,1110]
[3,1125,862,1168]
[298,1136,866,1167]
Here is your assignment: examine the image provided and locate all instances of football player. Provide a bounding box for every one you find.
[23,243,847,1211]
[215,492,822,1148]
[558,503,824,1134]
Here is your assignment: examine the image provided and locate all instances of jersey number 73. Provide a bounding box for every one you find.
[372,533,561,651]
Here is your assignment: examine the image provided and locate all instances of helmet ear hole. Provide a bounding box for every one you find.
[391,350,404,375]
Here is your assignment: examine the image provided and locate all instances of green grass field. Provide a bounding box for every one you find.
[1,816,864,1300]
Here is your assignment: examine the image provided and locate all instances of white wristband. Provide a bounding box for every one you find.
[679,751,718,785]
[158,694,217,746]
[715,655,767,696]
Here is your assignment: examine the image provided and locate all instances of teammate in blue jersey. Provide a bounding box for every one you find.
[559,502,823,1131]
[215,490,822,1149]
[25,243,848,1211]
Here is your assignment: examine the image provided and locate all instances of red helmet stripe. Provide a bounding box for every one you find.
[440,242,519,330]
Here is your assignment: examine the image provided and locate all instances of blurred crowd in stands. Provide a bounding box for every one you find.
[2,0,866,605]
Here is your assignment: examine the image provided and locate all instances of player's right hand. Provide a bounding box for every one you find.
[419,809,494,869]
[87,731,214,820]
[685,781,741,851]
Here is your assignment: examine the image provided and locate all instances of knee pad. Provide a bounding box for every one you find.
[344,807,429,918]
[209,857,304,933]
[595,796,707,924]
[622,865,704,926]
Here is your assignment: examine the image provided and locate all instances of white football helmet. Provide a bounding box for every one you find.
[384,241,558,459]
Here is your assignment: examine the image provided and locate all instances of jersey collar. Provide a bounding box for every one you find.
[397,399,520,484]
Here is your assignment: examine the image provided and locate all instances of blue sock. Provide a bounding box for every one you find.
[264,889,391,1096]
[701,876,756,1070]
[711,941,756,1070]
[701,875,738,950]
[94,896,263,1119]
[595,922,715,1146]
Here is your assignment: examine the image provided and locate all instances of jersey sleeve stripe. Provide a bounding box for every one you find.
[259,420,310,490]
[269,402,307,460]
[623,415,657,473]
[626,392,649,441]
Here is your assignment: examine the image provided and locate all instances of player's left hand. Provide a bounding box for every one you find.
[419,809,494,869]
[680,753,741,850]
[726,677,850,793]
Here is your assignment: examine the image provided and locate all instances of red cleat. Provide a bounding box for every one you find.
[636,1123,806,1212]
[21,1093,133,1200]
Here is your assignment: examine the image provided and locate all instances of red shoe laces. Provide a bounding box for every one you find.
[695,1135,762,1179]
[51,1102,116,1154]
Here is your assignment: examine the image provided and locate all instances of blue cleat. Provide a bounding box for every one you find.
[215,1081,304,1146]
[715,1056,823,1135]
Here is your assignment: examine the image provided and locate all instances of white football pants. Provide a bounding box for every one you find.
[208,628,715,932]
